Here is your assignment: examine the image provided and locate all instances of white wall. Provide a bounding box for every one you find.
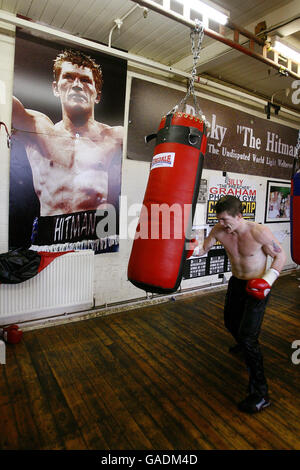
[0,22,297,317]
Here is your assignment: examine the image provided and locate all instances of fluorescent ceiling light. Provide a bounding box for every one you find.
[273,37,300,63]
[174,0,229,25]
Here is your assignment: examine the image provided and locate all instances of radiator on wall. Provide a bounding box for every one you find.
[0,250,94,325]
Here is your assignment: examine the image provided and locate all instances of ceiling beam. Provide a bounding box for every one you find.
[0,7,298,119]
[131,0,300,79]
[0,9,191,80]
[173,1,300,73]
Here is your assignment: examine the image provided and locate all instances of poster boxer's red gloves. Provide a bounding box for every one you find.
[246,268,279,300]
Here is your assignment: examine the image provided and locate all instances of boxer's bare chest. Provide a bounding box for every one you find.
[218,227,262,259]
[217,227,267,278]
[27,130,117,171]
[24,129,119,214]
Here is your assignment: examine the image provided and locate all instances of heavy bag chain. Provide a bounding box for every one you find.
[170,19,206,122]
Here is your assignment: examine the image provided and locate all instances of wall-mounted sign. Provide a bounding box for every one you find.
[128,78,298,180]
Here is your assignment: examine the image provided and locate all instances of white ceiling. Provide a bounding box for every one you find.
[1,0,300,115]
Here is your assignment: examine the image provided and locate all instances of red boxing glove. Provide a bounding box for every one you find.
[246,268,279,300]
[246,278,271,300]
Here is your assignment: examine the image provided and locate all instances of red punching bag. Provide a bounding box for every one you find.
[291,134,300,265]
[127,111,207,294]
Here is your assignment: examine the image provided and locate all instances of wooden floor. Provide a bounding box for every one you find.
[1,272,300,450]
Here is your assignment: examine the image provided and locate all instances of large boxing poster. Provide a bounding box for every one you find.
[127,77,298,179]
[9,31,127,254]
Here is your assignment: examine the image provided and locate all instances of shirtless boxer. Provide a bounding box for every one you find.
[12,50,123,250]
[195,195,286,413]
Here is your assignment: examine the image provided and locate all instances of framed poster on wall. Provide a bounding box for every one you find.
[264,180,291,223]
[10,31,127,254]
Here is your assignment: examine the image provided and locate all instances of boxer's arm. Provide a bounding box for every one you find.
[101,125,123,170]
[246,225,286,299]
[12,96,36,132]
[113,125,124,144]
[12,96,54,137]
[258,225,286,273]
[189,226,218,257]
[202,226,219,254]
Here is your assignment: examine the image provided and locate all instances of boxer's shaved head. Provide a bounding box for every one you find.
[53,49,103,94]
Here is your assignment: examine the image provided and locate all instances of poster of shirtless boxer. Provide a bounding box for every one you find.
[9,31,127,254]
